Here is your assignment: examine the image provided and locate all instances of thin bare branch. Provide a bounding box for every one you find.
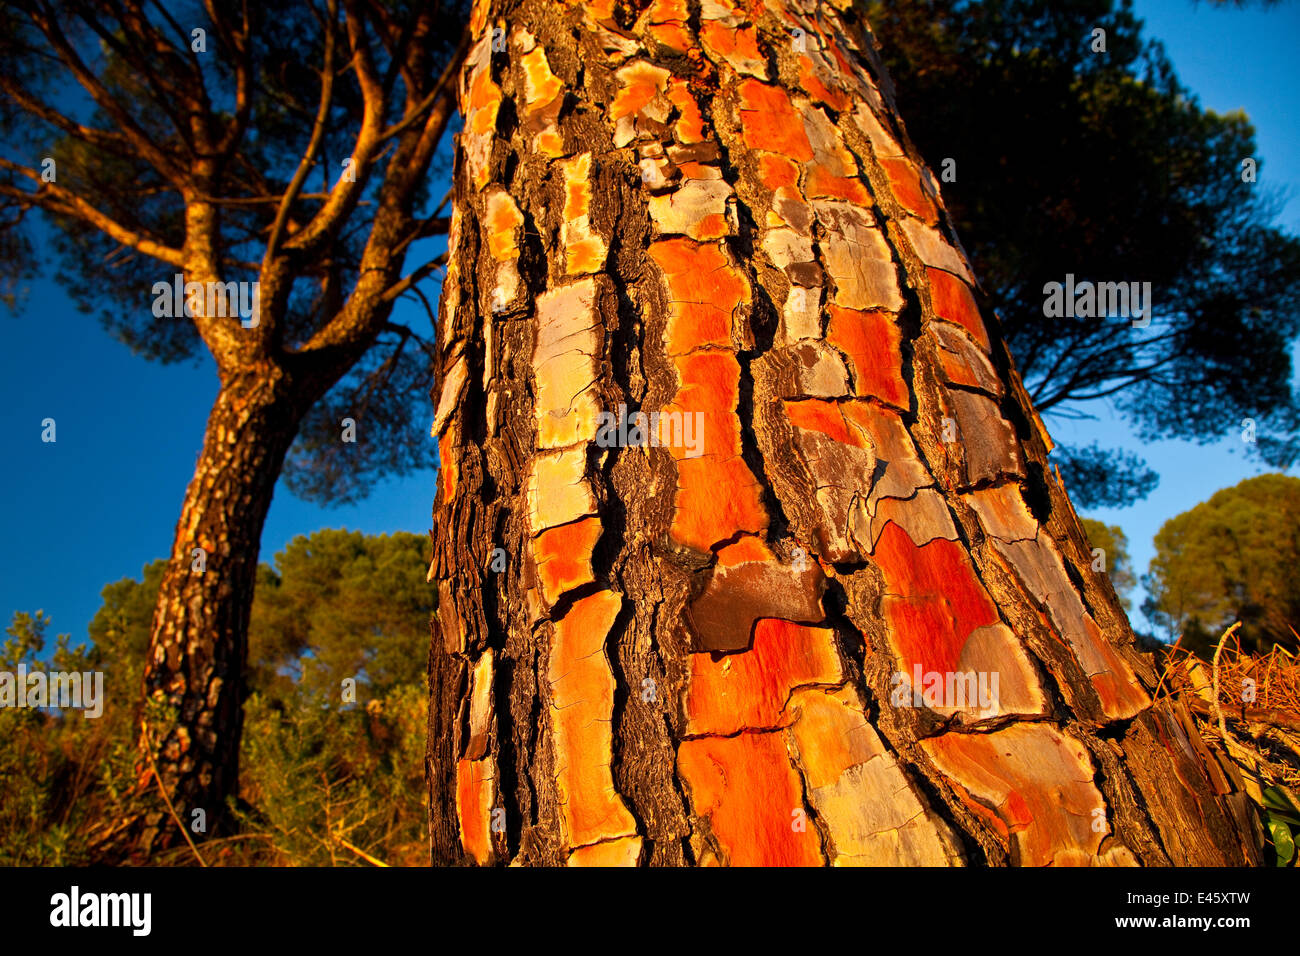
[0,158,185,266]
[378,30,468,143]
[264,0,339,266]
[380,252,447,304]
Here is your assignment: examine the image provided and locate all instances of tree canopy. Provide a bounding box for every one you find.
[249,528,433,704]
[1143,473,1300,655]
[89,528,434,707]
[869,0,1300,506]
[0,0,469,504]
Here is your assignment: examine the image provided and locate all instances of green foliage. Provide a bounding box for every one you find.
[1262,786,1300,867]
[869,0,1300,504]
[0,529,433,865]
[1143,473,1300,655]
[0,612,134,865]
[1079,517,1136,611]
[232,684,428,866]
[87,559,167,712]
[249,529,432,704]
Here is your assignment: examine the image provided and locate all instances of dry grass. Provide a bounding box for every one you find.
[1155,626,1300,808]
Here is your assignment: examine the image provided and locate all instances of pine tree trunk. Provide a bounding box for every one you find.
[427,0,1262,866]
[113,366,304,858]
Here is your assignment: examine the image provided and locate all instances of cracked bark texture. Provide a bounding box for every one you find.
[427,0,1262,866]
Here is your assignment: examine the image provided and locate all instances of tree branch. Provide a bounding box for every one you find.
[377,29,467,143]
[26,1,189,187]
[0,75,138,159]
[279,0,390,260]
[0,159,185,266]
[380,252,446,304]
[263,0,338,266]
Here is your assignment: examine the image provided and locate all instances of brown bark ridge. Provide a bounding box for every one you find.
[427,0,1262,866]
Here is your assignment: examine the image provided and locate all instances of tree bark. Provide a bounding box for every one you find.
[427,0,1262,866]
[105,364,306,858]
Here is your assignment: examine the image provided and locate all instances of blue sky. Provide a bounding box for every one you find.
[1,0,1297,646]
